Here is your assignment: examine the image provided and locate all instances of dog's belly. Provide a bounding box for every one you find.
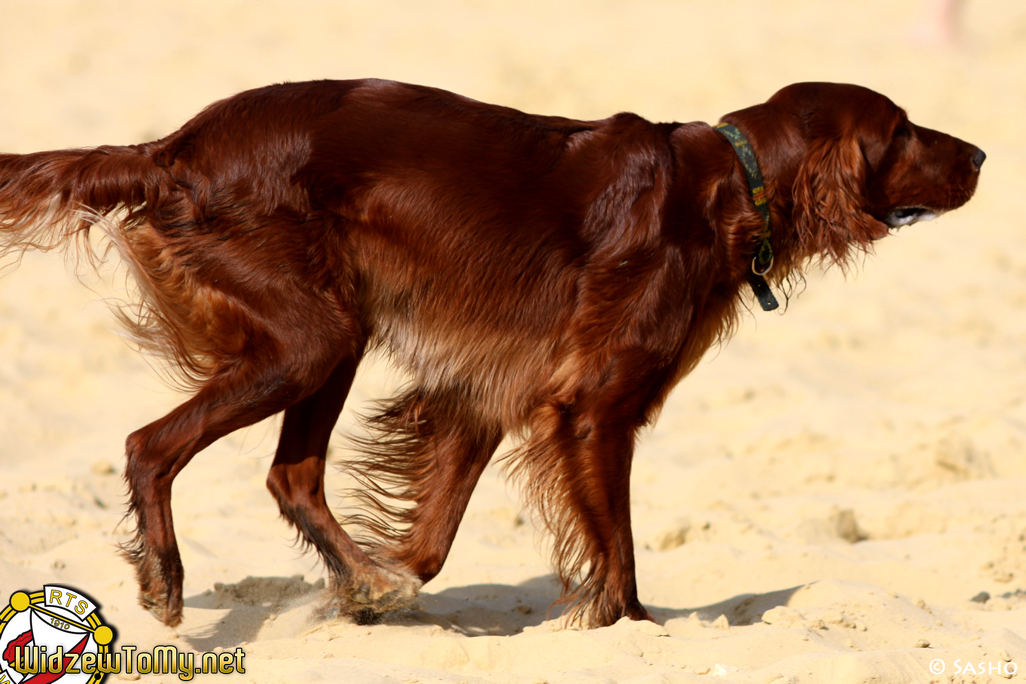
[364,276,564,431]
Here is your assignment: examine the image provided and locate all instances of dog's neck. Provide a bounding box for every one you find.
[713,123,779,312]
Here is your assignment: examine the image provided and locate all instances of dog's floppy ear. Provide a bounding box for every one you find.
[791,135,885,267]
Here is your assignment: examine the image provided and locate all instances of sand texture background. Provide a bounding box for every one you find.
[1,1,1026,682]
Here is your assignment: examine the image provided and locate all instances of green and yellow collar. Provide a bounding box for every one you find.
[715,123,778,312]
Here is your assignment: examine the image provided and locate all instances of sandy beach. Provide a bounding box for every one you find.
[1,1,1025,682]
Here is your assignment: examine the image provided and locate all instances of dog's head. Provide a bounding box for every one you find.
[724,82,984,269]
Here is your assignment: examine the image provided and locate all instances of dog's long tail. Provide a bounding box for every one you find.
[0,144,215,388]
[0,144,162,269]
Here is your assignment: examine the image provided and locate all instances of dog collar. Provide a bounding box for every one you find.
[715,123,779,312]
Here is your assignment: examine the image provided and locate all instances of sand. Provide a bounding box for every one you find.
[1,1,1025,682]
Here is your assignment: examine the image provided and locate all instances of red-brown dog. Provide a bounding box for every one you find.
[0,80,983,627]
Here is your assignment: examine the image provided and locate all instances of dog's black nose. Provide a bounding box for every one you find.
[972,147,986,170]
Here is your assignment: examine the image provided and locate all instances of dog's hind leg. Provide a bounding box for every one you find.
[121,311,353,627]
[266,353,421,624]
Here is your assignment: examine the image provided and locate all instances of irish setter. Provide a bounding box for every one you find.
[0,80,983,627]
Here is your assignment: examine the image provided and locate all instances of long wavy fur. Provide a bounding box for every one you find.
[501,407,602,624]
[339,387,437,551]
[0,147,217,391]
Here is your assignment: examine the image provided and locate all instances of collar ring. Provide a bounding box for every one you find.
[752,254,773,277]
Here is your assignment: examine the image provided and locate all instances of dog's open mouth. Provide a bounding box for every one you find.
[884,207,940,228]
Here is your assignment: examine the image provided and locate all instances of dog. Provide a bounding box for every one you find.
[0,80,983,627]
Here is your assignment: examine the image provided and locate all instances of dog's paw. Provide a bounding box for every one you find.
[318,564,421,623]
[124,542,184,627]
[137,576,184,627]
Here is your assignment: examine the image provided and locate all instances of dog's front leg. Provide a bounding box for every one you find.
[511,353,666,627]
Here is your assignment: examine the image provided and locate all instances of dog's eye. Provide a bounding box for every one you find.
[893,123,911,140]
